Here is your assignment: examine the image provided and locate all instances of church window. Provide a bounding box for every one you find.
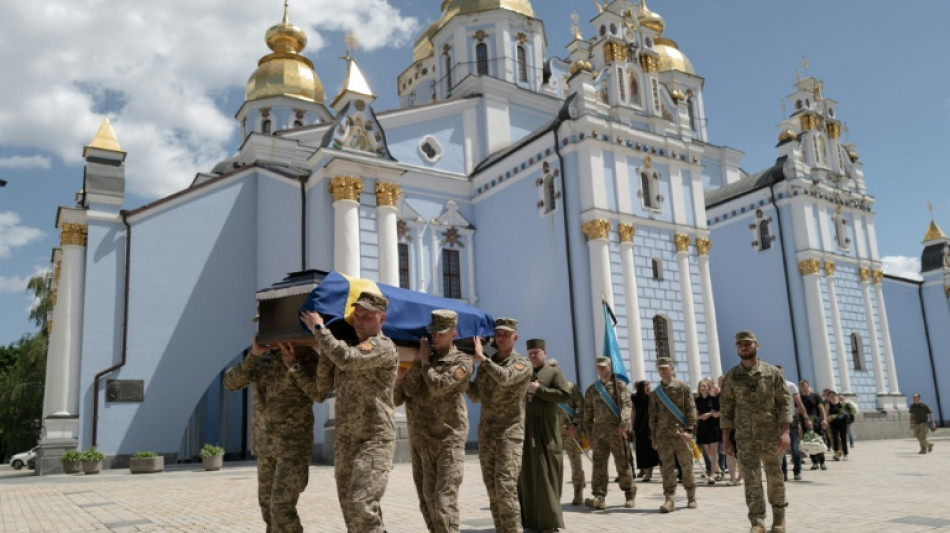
[445,55,454,91]
[600,25,606,36]
[418,135,443,163]
[628,72,640,105]
[758,220,772,251]
[599,80,609,104]
[616,68,626,102]
[687,94,697,131]
[610,23,617,35]
[261,119,271,135]
[651,258,663,280]
[442,249,462,299]
[834,209,849,249]
[476,43,489,76]
[398,243,411,289]
[293,120,303,128]
[653,315,671,360]
[517,46,528,82]
[652,79,660,113]
[850,332,864,370]
[641,172,654,208]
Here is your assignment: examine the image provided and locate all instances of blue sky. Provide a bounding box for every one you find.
[1,1,948,345]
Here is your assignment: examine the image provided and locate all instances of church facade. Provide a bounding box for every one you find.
[36,0,948,472]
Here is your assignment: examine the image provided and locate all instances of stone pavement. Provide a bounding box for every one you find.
[2,435,949,532]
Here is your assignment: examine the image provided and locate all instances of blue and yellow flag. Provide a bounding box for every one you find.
[300,271,496,342]
[603,301,630,384]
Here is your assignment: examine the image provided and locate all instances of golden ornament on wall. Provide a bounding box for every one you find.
[859,267,869,283]
[674,234,690,253]
[798,258,820,276]
[695,237,711,256]
[60,223,88,247]
[824,261,836,277]
[329,176,364,202]
[374,182,402,206]
[618,223,636,243]
[872,269,883,285]
[581,219,611,241]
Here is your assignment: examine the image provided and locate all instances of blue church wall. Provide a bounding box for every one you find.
[257,174,303,286]
[681,178,696,228]
[509,103,552,147]
[305,177,334,273]
[386,114,466,174]
[779,207,817,386]
[882,277,942,421]
[700,155,723,190]
[827,263,882,410]
[602,151,618,212]
[921,282,950,422]
[83,176,263,456]
[359,197,380,281]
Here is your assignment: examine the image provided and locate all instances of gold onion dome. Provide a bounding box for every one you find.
[653,37,694,75]
[637,0,665,33]
[245,3,324,103]
[778,129,798,143]
[412,20,440,62]
[439,0,535,32]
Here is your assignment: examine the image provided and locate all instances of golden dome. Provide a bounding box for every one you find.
[412,20,440,63]
[778,129,798,143]
[245,4,324,103]
[654,37,694,75]
[637,0,665,33]
[439,0,535,29]
[924,220,948,242]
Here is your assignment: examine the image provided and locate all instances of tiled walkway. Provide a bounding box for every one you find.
[1,434,948,532]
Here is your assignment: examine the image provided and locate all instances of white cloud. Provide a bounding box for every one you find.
[881,255,922,281]
[0,155,52,170]
[0,265,48,294]
[0,1,418,199]
[0,211,45,259]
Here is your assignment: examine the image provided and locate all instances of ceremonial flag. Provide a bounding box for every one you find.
[602,301,629,383]
[300,271,496,342]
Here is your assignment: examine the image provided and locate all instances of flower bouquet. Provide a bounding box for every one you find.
[800,429,828,455]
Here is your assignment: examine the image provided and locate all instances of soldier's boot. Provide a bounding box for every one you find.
[770,506,786,533]
[623,489,636,508]
[686,489,697,509]
[584,496,606,510]
[572,486,584,505]
[659,497,675,513]
[749,525,767,533]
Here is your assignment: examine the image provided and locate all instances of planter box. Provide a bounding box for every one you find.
[62,461,81,474]
[130,456,164,474]
[202,455,223,471]
[82,460,102,475]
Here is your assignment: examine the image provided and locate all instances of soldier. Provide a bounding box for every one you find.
[393,309,473,533]
[909,393,937,454]
[300,291,398,533]
[466,317,531,533]
[223,336,319,533]
[720,331,792,533]
[649,356,697,513]
[559,378,587,505]
[583,356,635,510]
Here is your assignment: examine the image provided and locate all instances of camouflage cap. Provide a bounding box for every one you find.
[427,309,458,333]
[735,330,758,344]
[526,338,546,351]
[656,356,673,368]
[596,356,611,367]
[354,291,389,313]
[494,317,518,332]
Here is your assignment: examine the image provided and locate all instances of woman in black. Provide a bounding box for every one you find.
[826,391,849,460]
[799,380,828,469]
[695,378,721,483]
[632,380,660,481]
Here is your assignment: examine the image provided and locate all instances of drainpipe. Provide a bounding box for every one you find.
[554,116,582,385]
[919,283,944,425]
[770,184,803,381]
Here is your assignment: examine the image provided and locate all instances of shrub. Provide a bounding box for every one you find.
[132,451,158,458]
[199,444,224,458]
[61,450,82,463]
[81,447,105,461]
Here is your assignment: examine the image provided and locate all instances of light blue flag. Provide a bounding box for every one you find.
[602,301,630,384]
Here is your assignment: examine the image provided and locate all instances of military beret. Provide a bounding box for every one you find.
[427,309,458,333]
[494,317,518,332]
[656,356,673,368]
[735,330,758,344]
[596,356,611,367]
[526,338,546,351]
[354,290,388,313]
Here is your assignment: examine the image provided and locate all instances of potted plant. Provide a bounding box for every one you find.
[81,447,105,474]
[61,450,82,474]
[199,444,224,471]
[129,451,164,474]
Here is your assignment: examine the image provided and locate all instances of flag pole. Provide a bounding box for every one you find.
[603,299,635,476]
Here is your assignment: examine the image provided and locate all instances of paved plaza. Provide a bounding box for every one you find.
[2,434,949,532]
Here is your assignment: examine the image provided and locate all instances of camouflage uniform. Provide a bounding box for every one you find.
[312,325,398,533]
[558,382,586,502]
[467,344,531,533]
[649,375,697,510]
[583,375,634,505]
[223,346,319,533]
[720,355,792,530]
[394,344,473,533]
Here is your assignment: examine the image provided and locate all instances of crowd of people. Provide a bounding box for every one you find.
[223,291,938,533]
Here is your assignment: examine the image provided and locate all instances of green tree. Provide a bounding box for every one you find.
[0,273,51,462]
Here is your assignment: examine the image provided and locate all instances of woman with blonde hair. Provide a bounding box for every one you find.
[695,377,722,483]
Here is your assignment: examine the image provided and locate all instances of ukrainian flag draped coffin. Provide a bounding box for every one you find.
[299,271,496,343]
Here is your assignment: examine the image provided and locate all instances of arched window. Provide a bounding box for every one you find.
[293,120,303,128]
[628,71,640,105]
[758,220,772,251]
[651,258,663,280]
[850,332,864,370]
[653,315,671,360]
[517,45,527,82]
[261,119,271,135]
[641,172,655,209]
[398,243,411,289]
[476,43,489,76]
[445,55,453,91]
[687,95,697,131]
[442,248,462,299]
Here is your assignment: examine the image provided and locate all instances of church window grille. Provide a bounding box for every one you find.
[517,46,528,82]
[442,249,462,299]
[418,136,443,163]
[617,68,626,102]
[758,220,772,251]
[476,43,489,76]
[398,243,411,289]
[850,332,864,370]
[261,119,272,134]
[652,79,660,113]
[653,315,671,360]
[651,258,663,280]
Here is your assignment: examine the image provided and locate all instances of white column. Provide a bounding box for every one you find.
[466,231,476,303]
[618,224,645,381]
[825,262,851,394]
[873,269,900,394]
[375,182,401,286]
[859,268,886,395]
[415,225,426,292]
[583,220,614,359]
[696,238,722,380]
[799,259,836,392]
[330,176,363,277]
[674,234,701,389]
[430,225,441,295]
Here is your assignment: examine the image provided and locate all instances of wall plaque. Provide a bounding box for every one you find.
[106,380,144,402]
